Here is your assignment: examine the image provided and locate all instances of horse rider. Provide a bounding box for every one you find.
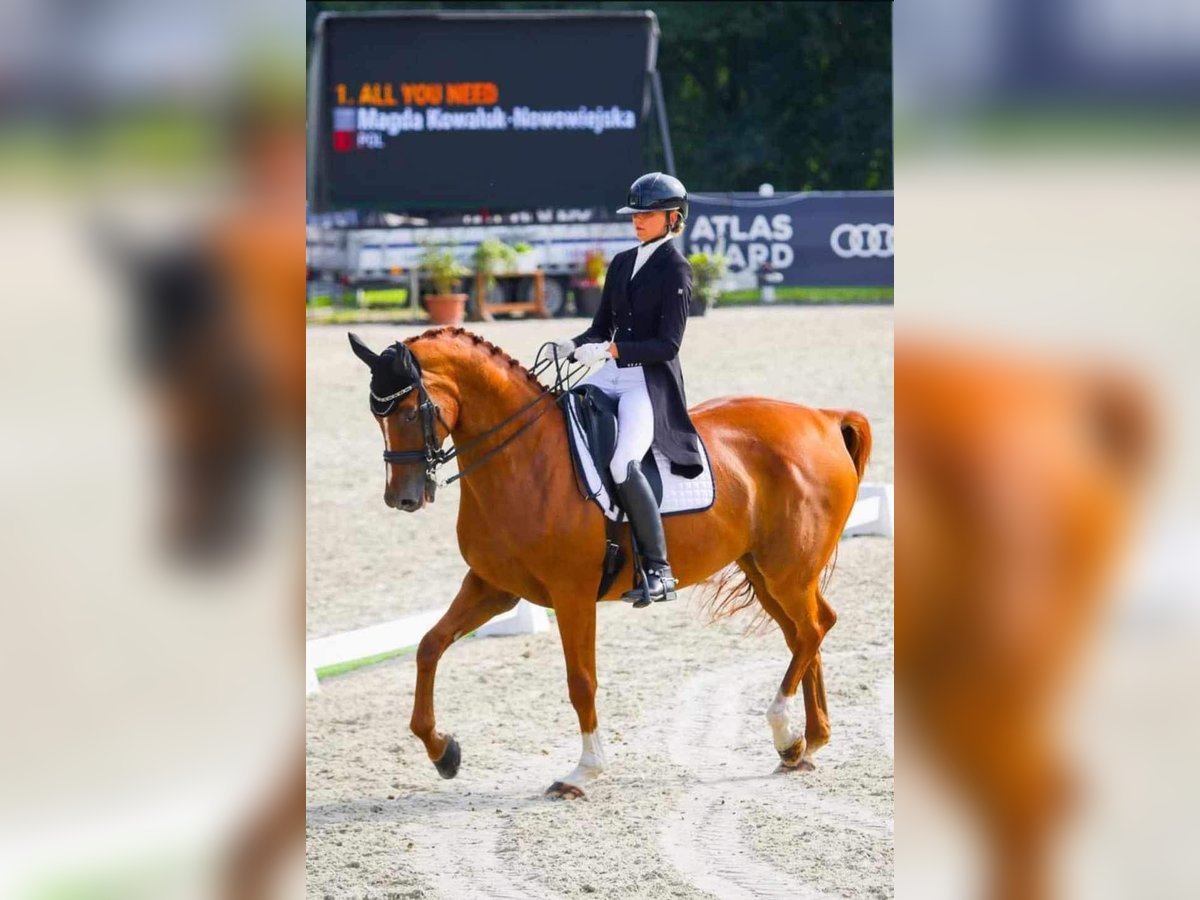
[553,172,706,606]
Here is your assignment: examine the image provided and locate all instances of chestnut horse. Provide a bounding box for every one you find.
[350,326,871,798]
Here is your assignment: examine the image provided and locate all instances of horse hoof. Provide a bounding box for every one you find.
[545,781,586,800]
[777,737,807,768]
[434,736,461,780]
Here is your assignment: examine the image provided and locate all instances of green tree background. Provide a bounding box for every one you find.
[307,2,892,192]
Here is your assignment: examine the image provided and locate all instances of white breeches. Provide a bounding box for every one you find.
[577,359,654,485]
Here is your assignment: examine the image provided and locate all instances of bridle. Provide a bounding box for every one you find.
[374,376,454,499]
[373,342,584,500]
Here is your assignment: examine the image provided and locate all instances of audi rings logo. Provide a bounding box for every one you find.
[830,223,894,259]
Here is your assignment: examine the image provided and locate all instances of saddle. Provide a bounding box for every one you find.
[565,384,664,507]
[562,384,664,600]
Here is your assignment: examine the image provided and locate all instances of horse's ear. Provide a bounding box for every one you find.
[348,332,378,368]
[392,343,421,380]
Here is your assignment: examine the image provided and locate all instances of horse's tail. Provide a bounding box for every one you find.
[834,409,872,483]
[697,563,771,634]
[813,410,873,597]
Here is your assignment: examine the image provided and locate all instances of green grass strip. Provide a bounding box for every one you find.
[314,628,485,680]
[306,308,428,325]
[718,285,893,304]
[316,646,417,679]
[359,288,410,307]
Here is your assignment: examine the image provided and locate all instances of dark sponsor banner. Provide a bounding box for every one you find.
[309,13,655,213]
[684,192,893,287]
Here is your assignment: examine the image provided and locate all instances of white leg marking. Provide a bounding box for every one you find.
[766,689,803,753]
[557,730,607,790]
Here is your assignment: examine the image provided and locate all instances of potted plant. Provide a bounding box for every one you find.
[687,251,728,317]
[512,241,537,273]
[572,249,607,317]
[419,242,470,325]
[472,238,519,291]
[469,238,518,319]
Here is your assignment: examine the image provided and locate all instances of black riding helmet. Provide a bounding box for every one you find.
[617,172,688,223]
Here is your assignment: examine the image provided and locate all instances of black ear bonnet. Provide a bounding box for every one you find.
[369,343,423,416]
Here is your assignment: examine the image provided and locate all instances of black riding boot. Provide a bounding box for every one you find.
[616,460,678,608]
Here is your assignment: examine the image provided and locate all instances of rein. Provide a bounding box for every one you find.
[381,343,586,492]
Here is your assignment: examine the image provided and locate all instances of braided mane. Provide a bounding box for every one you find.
[404,326,551,394]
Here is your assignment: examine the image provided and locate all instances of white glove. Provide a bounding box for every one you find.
[572,342,612,365]
[551,338,575,357]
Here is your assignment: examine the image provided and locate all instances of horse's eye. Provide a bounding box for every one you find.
[404,409,418,423]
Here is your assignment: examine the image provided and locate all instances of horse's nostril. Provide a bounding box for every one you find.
[399,498,419,511]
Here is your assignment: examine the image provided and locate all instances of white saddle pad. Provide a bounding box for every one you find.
[566,403,716,521]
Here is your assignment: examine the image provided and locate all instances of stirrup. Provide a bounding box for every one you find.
[621,566,677,608]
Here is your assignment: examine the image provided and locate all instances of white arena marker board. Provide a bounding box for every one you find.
[844,482,893,539]
[308,607,444,672]
[477,598,551,637]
